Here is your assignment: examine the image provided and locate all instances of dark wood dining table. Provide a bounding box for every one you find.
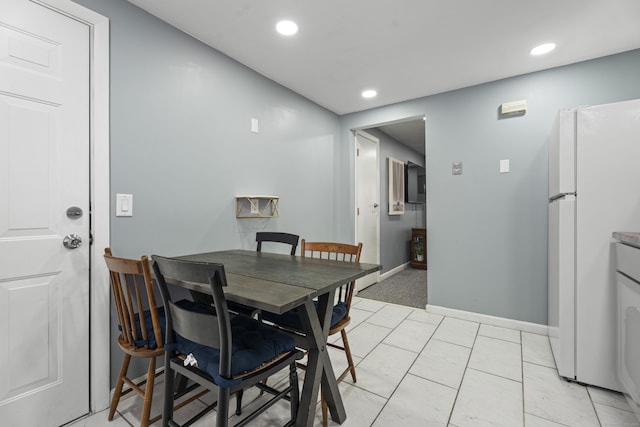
[174,249,381,427]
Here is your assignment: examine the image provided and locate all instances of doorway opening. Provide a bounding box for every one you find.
[354,116,427,309]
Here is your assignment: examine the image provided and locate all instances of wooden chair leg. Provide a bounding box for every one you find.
[140,357,156,427]
[109,354,131,420]
[341,329,357,383]
[321,389,329,427]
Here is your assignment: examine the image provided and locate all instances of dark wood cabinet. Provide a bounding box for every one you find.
[410,228,427,269]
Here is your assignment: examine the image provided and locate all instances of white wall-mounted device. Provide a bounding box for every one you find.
[500,159,510,173]
[500,99,527,116]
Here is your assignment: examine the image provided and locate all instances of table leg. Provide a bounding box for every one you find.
[296,293,346,427]
[296,299,321,427]
[316,292,345,423]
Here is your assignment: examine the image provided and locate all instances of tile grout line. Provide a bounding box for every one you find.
[329,298,407,424]
[444,316,480,427]
[367,306,441,426]
[116,409,136,427]
[587,387,604,427]
[370,308,444,425]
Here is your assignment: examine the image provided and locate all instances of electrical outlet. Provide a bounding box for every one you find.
[250,198,260,214]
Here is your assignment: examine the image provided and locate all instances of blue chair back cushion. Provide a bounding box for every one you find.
[170,301,295,388]
[119,306,166,349]
[262,301,347,331]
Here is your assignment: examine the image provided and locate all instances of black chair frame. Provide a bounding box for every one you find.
[256,232,299,255]
[152,256,302,427]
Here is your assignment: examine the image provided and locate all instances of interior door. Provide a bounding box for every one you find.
[355,131,380,290]
[0,0,90,425]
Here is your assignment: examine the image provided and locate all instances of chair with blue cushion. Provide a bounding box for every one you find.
[103,248,167,426]
[262,240,362,427]
[226,231,300,413]
[152,255,303,427]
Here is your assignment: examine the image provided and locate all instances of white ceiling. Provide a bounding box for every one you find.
[127,0,640,152]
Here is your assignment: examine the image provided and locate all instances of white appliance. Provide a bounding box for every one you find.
[616,242,640,407]
[548,98,640,391]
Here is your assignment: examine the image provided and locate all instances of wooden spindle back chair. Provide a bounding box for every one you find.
[301,240,363,427]
[103,248,165,427]
[300,240,362,376]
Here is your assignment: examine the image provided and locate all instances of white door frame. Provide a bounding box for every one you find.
[353,116,427,282]
[34,0,111,412]
[354,130,380,288]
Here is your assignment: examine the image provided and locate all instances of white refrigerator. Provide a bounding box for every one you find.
[548,98,640,391]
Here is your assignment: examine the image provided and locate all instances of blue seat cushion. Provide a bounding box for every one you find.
[171,300,296,388]
[262,301,347,332]
[119,306,166,350]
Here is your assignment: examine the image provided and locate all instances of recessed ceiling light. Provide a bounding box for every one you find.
[530,42,556,56]
[362,89,377,99]
[276,20,298,36]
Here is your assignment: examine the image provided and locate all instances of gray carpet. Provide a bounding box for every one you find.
[357,268,427,309]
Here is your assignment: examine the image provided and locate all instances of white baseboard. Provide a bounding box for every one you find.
[379,262,410,282]
[426,304,548,335]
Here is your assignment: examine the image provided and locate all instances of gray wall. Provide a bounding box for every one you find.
[341,49,640,324]
[75,0,342,385]
[78,0,342,261]
[365,128,425,274]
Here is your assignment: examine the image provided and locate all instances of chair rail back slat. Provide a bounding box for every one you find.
[152,255,233,378]
[168,303,221,348]
[301,240,362,263]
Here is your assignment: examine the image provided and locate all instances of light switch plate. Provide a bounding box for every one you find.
[116,193,133,217]
[500,159,510,173]
[452,162,463,175]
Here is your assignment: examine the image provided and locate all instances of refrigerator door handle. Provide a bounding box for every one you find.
[549,192,576,202]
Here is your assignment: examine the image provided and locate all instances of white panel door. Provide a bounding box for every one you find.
[355,131,380,290]
[0,0,90,425]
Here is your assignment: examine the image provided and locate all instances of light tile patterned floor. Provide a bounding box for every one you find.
[70,296,640,427]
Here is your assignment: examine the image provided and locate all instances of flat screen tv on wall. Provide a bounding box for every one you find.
[405,161,425,204]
